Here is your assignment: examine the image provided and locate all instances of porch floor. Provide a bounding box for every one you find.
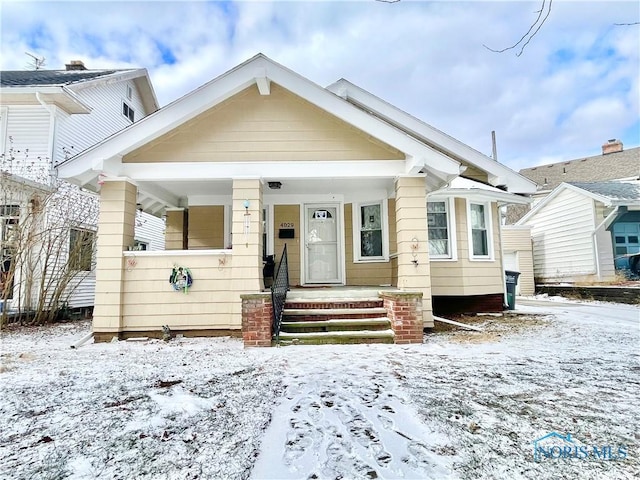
[285,286,400,301]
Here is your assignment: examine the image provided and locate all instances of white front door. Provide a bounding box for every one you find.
[303,204,342,284]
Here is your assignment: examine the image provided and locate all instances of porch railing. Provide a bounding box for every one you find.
[271,244,289,344]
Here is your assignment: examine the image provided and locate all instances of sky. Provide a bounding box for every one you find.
[1,0,638,172]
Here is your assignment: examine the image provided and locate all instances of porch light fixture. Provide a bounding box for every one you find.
[243,200,251,246]
[268,181,282,189]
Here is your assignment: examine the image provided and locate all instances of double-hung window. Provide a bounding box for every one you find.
[353,201,388,262]
[468,201,493,259]
[427,200,453,258]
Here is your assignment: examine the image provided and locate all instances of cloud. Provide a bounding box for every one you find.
[1,0,638,171]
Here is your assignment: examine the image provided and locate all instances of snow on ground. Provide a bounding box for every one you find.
[1,298,638,480]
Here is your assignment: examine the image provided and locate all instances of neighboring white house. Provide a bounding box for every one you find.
[0,61,164,314]
[517,181,640,284]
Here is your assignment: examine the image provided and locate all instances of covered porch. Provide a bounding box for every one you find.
[91,175,435,344]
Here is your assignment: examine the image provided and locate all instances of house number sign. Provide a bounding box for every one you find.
[280,222,295,228]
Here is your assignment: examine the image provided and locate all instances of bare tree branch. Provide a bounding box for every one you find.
[614,22,640,26]
[483,0,553,56]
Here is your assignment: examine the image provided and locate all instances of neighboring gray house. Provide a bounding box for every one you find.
[507,139,640,224]
[1,61,164,313]
[517,181,640,283]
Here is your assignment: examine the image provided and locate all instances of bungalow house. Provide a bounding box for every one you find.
[0,61,164,317]
[57,54,536,345]
[517,181,640,283]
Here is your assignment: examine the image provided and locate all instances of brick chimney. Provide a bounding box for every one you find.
[65,60,87,71]
[602,139,623,155]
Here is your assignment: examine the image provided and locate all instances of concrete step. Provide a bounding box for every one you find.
[277,329,395,345]
[283,307,387,319]
[281,317,390,333]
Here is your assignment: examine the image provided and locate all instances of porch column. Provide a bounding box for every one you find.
[93,179,137,341]
[395,177,434,327]
[232,178,263,292]
[165,208,188,250]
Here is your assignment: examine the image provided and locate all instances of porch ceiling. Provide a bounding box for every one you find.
[135,177,398,214]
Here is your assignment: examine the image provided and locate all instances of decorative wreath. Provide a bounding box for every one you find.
[169,266,193,293]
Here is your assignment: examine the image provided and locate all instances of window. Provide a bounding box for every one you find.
[353,201,388,262]
[132,240,148,251]
[122,102,135,122]
[69,228,95,271]
[428,201,451,257]
[468,201,493,259]
[1,204,19,300]
[126,85,133,100]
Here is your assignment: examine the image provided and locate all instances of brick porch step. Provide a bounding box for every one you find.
[277,329,395,345]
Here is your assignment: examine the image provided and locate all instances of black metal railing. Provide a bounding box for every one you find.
[271,244,289,344]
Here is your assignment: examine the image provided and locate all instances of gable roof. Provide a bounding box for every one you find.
[0,68,158,115]
[57,54,464,187]
[519,146,640,192]
[517,180,640,225]
[57,54,534,213]
[327,79,536,195]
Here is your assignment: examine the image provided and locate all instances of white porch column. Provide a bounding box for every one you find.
[231,179,263,294]
[93,179,136,340]
[395,176,433,327]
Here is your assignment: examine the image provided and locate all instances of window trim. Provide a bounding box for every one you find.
[427,198,457,261]
[466,200,494,261]
[352,200,389,263]
[122,101,135,122]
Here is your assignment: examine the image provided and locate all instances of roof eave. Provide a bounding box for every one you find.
[327,79,538,195]
[0,86,92,114]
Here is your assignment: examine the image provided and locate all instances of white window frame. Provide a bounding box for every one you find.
[427,198,457,261]
[466,200,494,261]
[352,200,389,263]
[122,101,135,122]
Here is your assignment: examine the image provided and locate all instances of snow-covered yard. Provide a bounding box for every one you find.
[1,298,638,479]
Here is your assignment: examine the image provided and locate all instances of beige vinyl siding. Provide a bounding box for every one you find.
[123,84,405,163]
[524,188,596,282]
[165,210,187,249]
[187,206,225,249]
[501,226,535,295]
[121,253,237,329]
[274,204,301,286]
[2,105,51,181]
[459,165,489,183]
[344,202,394,286]
[430,199,505,296]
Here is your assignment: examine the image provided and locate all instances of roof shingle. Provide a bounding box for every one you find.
[0,69,123,87]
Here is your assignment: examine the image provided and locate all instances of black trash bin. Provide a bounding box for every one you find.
[263,255,275,289]
[504,270,521,310]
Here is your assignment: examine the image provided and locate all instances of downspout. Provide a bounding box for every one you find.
[591,206,619,280]
[497,203,508,308]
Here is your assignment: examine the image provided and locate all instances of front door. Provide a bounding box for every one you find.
[303,204,342,284]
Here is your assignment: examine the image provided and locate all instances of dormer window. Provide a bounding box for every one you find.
[122,102,135,122]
